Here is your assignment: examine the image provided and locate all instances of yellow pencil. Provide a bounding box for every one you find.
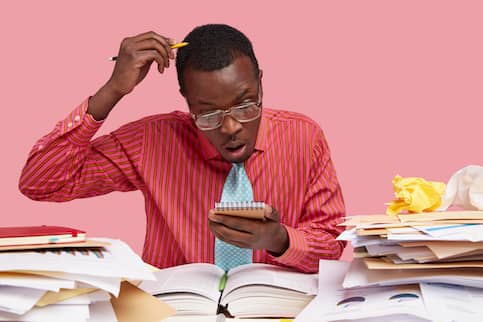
[109,42,188,61]
[170,41,189,49]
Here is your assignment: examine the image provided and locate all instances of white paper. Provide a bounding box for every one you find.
[412,223,483,242]
[0,303,89,322]
[386,229,483,242]
[296,260,431,322]
[0,273,75,291]
[420,283,483,322]
[41,272,121,296]
[337,228,399,247]
[56,290,111,305]
[0,285,46,315]
[87,300,118,322]
[295,260,349,322]
[0,239,154,282]
[321,285,430,321]
[439,165,483,211]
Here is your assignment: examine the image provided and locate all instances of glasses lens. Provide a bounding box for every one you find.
[196,111,223,129]
[231,103,261,122]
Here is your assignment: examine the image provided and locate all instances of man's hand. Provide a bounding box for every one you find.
[106,31,176,96]
[208,205,289,256]
[88,31,176,120]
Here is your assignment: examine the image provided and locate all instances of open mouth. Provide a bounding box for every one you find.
[224,143,247,158]
[226,143,245,152]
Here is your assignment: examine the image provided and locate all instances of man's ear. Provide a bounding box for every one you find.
[258,70,264,98]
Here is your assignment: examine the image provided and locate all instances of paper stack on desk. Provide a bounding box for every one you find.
[337,211,483,289]
[295,259,483,322]
[0,235,173,322]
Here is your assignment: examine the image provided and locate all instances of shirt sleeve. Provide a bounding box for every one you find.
[19,98,144,202]
[270,128,346,273]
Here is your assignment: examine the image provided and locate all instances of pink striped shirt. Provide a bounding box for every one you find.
[19,98,346,272]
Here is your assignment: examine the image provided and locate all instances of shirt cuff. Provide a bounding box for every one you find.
[269,225,309,265]
[59,98,104,146]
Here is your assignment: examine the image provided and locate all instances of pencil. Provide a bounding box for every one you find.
[109,42,188,61]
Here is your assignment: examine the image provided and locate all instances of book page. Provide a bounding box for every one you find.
[222,285,313,317]
[223,263,317,299]
[138,263,224,302]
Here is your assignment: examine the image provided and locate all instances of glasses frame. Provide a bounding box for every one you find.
[191,87,262,131]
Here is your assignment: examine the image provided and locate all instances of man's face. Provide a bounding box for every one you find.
[182,55,262,163]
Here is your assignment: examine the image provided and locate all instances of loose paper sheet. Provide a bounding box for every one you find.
[111,281,175,322]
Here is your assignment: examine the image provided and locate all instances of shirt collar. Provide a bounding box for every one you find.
[197,112,268,161]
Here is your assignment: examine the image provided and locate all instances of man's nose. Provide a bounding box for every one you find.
[219,115,242,135]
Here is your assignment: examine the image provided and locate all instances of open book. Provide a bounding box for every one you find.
[138,263,317,318]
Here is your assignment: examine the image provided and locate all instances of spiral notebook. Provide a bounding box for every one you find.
[214,201,266,219]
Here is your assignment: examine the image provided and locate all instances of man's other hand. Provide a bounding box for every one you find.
[208,205,289,256]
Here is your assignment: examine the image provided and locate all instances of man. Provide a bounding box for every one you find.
[19,24,345,273]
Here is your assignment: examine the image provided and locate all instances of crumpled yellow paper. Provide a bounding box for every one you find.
[386,175,446,215]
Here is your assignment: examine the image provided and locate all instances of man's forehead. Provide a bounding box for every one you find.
[183,58,258,102]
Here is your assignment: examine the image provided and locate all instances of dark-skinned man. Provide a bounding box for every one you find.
[19,24,346,273]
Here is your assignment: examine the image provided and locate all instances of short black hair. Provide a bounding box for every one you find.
[176,24,259,92]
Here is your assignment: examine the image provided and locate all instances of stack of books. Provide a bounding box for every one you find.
[0,225,174,322]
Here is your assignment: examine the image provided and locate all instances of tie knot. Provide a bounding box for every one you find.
[233,163,246,179]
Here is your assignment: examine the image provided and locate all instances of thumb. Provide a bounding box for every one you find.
[263,205,280,222]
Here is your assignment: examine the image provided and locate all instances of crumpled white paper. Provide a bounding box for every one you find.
[439,165,483,211]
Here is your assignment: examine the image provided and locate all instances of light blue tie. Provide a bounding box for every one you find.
[215,163,253,271]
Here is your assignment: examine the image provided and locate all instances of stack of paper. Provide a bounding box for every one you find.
[0,237,173,322]
[296,260,483,322]
[337,211,483,289]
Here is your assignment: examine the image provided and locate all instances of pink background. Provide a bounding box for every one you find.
[1,1,482,260]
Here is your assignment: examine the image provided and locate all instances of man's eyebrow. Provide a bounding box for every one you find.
[233,88,249,102]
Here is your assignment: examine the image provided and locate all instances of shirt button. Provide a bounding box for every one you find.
[74,115,81,122]
[67,122,73,128]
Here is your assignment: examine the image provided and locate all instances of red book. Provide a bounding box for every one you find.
[0,225,86,247]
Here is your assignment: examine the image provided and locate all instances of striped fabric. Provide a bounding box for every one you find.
[19,98,346,273]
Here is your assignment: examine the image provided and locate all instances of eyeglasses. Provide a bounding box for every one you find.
[191,92,262,131]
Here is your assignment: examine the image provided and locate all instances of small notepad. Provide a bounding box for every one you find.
[214,201,266,219]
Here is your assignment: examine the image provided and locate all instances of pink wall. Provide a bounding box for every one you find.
[1,1,482,260]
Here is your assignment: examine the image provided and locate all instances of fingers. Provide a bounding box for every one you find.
[119,31,176,72]
[209,221,252,248]
[131,31,176,56]
[134,50,168,74]
[208,205,281,250]
[208,212,258,233]
[263,205,280,222]
[135,39,172,68]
